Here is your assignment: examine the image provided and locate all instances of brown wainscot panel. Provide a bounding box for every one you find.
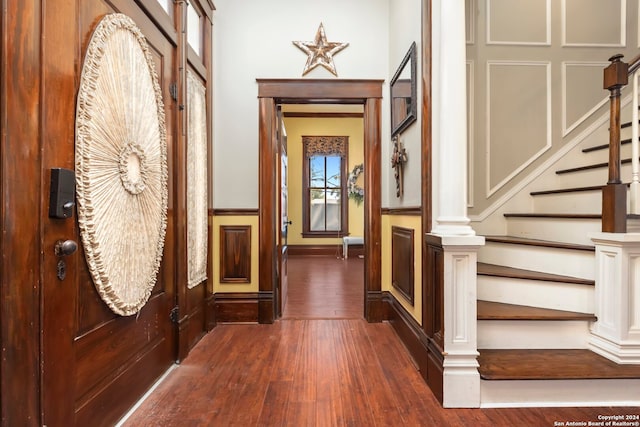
[220,225,251,283]
[391,226,414,305]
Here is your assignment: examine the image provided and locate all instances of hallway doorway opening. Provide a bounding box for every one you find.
[257,79,383,324]
[278,104,365,320]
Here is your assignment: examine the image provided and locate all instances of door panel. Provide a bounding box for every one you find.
[42,1,177,425]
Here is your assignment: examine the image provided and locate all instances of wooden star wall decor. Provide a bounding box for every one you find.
[293,23,349,76]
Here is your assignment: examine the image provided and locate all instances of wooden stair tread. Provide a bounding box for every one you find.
[583,137,634,153]
[484,235,595,251]
[478,349,640,380]
[503,213,600,219]
[556,157,635,174]
[477,300,596,321]
[530,185,604,196]
[478,262,594,286]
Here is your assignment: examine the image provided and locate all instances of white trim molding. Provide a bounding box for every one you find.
[589,232,640,364]
[485,60,552,197]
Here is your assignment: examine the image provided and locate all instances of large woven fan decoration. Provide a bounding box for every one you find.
[75,13,168,316]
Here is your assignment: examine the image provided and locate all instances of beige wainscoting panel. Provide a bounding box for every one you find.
[487,0,550,45]
[486,60,551,196]
[563,0,625,47]
[562,62,610,136]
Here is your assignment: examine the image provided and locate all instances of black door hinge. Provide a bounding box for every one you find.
[169,82,178,101]
[170,306,179,324]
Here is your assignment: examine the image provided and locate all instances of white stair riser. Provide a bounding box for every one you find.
[575,142,634,165]
[481,379,640,408]
[532,191,602,214]
[478,320,590,349]
[479,244,595,279]
[506,217,600,246]
[478,276,594,313]
[553,164,635,189]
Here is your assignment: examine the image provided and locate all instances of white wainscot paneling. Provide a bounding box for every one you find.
[486,61,551,196]
[487,0,550,45]
[563,0,625,47]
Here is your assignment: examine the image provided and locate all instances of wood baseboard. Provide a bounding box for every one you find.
[214,292,259,323]
[288,244,342,256]
[383,291,444,404]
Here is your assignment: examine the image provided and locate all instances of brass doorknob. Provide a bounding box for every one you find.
[55,240,78,256]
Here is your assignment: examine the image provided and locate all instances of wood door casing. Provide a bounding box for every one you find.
[278,114,289,317]
[257,79,383,324]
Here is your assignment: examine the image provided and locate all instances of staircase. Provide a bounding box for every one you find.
[475,108,640,406]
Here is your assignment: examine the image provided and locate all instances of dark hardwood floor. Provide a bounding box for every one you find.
[121,255,640,426]
[282,255,364,319]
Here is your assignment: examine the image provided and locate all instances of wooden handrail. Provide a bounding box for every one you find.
[602,54,629,232]
[627,52,640,75]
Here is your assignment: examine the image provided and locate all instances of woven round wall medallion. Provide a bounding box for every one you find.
[75,13,168,316]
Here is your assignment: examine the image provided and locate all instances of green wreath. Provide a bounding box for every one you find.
[348,163,364,206]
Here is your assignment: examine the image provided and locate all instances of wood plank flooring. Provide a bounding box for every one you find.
[282,255,364,320]
[478,349,640,380]
[121,256,640,426]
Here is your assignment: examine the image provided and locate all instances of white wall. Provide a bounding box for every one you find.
[213,0,391,208]
[388,0,422,208]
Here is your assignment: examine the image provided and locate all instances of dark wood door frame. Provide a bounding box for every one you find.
[257,79,384,323]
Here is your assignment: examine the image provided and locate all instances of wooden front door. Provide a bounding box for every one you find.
[41,2,178,425]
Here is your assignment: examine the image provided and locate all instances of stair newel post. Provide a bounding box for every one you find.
[602,54,628,233]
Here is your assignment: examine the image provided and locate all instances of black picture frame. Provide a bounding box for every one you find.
[390,41,417,137]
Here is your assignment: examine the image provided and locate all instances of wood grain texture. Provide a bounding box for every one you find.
[214,293,259,323]
[219,225,251,283]
[477,300,597,321]
[364,96,383,322]
[2,1,44,424]
[478,349,640,380]
[391,226,415,304]
[282,255,364,320]
[122,320,640,426]
[483,235,595,251]
[477,262,595,286]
